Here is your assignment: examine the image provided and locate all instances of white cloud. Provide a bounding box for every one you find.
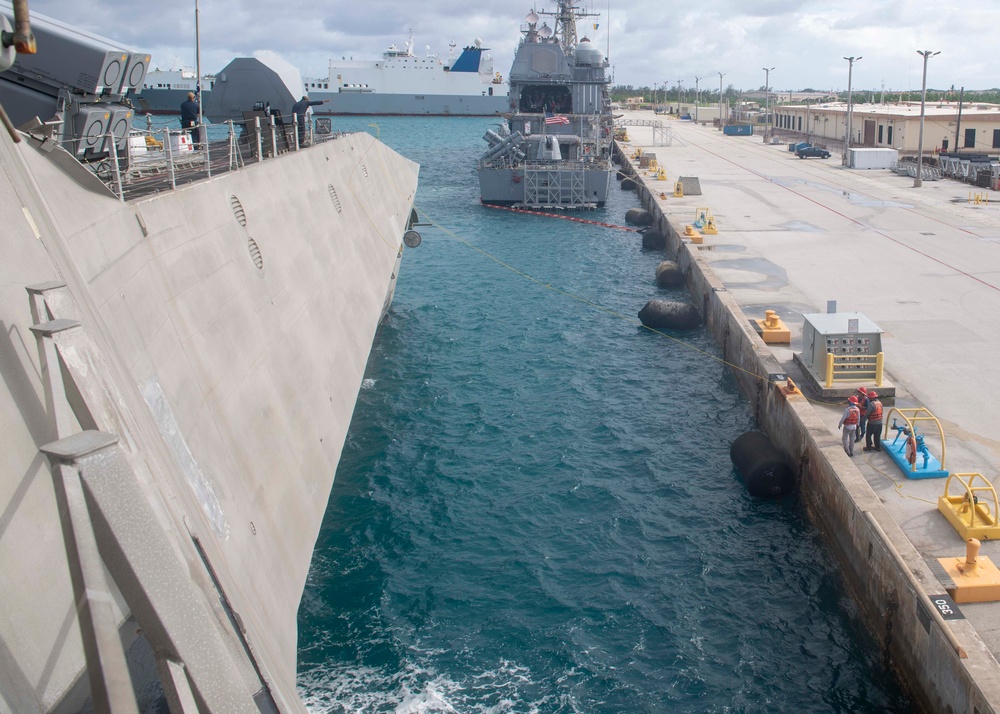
[19,0,1000,91]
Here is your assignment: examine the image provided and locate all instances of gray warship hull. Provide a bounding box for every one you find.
[0,98,418,713]
[478,161,611,207]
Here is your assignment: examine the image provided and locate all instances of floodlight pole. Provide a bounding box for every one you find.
[763,66,774,142]
[694,76,701,124]
[718,72,725,130]
[914,49,940,188]
[843,56,861,166]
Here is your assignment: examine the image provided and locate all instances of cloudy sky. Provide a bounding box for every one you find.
[23,0,1000,94]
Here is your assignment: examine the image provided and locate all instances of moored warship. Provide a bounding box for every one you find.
[477,0,613,209]
[0,3,418,710]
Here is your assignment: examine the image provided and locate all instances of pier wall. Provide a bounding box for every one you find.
[617,150,1000,714]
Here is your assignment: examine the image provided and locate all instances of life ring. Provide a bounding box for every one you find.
[905,434,917,466]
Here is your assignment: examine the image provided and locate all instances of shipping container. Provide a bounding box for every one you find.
[847,148,899,170]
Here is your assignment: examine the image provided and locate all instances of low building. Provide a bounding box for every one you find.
[772,101,1000,154]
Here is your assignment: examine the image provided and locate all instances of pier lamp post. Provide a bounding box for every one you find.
[762,66,774,143]
[914,50,940,188]
[718,72,725,130]
[677,78,683,116]
[694,76,701,124]
[843,56,861,165]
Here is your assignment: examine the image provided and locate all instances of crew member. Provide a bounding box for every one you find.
[855,386,869,443]
[180,91,201,147]
[838,395,861,457]
[863,391,884,452]
[291,94,329,146]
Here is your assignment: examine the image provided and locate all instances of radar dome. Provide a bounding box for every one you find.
[575,38,605,66]
[539,22,553,39]
[475,38,482,47]
[525,11,539,25]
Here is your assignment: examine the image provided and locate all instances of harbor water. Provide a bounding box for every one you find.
[288,117,912,712]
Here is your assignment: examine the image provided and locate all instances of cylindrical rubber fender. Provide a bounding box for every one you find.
[637,299,701,330]
[730,431,795,498]
[625,208,653,226]
[641,230,666,250]
[621,178,636,191]
[655,260,684,288]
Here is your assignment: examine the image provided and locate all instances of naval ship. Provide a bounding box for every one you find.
[477,0,614,209]
[0,3,418,711]
[302,33,508,116]
[134,33,508,118]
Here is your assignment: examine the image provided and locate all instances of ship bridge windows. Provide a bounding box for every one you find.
[519,84,571,114]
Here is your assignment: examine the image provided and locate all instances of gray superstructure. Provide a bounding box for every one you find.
[0,5,418,711]
[477,1,613,209]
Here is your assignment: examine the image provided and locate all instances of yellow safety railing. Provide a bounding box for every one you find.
[884,406,947,472]
[824,351,884,388]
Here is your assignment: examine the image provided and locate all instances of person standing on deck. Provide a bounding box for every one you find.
[838,396,861,457]
[180,91,201,147]
[291,95,329,146]
[863,391,884,452]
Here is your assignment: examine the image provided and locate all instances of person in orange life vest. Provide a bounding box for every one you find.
[838,395,861,457]
[855,386,870,443]
[863,391,884,452]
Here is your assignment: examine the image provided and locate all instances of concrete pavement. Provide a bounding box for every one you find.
[618,110,1000,687]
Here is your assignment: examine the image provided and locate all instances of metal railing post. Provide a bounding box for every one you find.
[108,132,124,203]
[203,122,211,178]
[292,112,299,151]
[269,115,277,158]
[163,128,176,190]
[227,120,237,170]
[254,116,262,163]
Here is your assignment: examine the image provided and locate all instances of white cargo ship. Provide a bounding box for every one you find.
[303,33,508,115]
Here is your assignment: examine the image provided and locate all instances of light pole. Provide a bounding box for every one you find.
[914,49,940,188]
[694,76,701,124]
[677,78,683,116]
[718,72,725,130]
[762,66,774,143]
[843,56,861,165]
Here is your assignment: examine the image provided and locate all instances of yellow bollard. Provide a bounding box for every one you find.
[754,309,790,344]
[656,167,667,181]
[673,180,684,197]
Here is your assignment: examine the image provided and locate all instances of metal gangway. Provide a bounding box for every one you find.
[613,118,672,146]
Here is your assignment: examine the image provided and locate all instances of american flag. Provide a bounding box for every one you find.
[545,112,570,125]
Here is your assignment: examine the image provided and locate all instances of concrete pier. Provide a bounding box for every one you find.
[615,111,1000,713]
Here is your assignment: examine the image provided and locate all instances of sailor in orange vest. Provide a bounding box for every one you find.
[863,390,884,452]
[855,386,870,443]
[837,395,861,457]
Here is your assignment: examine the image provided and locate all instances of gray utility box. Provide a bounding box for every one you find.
[800,311,883,378]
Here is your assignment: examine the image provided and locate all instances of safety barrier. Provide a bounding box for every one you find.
[824,351,884,388]
[70,113,348,202]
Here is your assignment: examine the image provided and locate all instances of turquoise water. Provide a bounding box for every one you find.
[294,117,912,713]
